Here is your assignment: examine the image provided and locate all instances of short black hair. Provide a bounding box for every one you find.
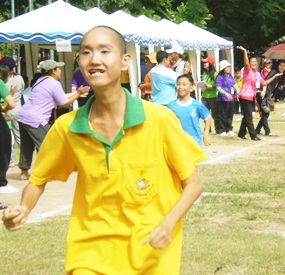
[41,68,54,76]
[177,74,194,85]
[0,56,16,71]
[0,65,9,81]
[82,25,127,54]
[156,51,169,63]
[31,73,43,86]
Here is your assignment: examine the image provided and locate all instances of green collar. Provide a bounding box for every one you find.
[69,88,146,137]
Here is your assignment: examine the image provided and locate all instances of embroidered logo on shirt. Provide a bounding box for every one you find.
[136,178,147,189]
[190,110,196,118]
[130,177,152,196]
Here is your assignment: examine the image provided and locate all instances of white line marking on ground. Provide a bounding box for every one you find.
[27,204,72,223]
[200,137,283,165]
[201,192,270,197]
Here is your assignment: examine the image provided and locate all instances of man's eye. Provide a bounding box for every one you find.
[81,50,90,55]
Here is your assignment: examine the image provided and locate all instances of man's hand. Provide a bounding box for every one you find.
[77,85,90,97]
[274,72,283,78]
[236,46,246,52]
[260,90,266,99]
[203,134,211,147]
[225,93,233,101]
[2,205,28,231]
[143,222,174,250]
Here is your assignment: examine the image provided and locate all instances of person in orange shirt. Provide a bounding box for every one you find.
[139,52,157,101]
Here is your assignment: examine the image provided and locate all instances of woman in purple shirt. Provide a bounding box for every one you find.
[17,60,89,180]
[215,60,237,136]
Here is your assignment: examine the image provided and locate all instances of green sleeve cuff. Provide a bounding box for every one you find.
[217,86,227,95]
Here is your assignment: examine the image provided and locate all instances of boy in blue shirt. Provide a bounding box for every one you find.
[168,74,211,147]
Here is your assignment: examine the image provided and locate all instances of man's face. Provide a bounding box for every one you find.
[203,62,209,70]
[278,62,285,73]
[52,67,62,80]
[235,71,241,78]
[164,55,171,67]
[249,57,258,70]
[78,27,130,89]
[145,58,156,68]
[264,62,272,69]
[224,66,231,74]
[176,77,192,98]
[171,52,179,62]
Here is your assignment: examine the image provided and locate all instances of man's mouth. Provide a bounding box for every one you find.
[90,70,105,75]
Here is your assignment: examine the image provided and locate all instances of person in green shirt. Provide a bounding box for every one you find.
[0,65,19,193]
[201,57,219,134]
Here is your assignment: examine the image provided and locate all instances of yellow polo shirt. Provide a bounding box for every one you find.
[30,89,207,275]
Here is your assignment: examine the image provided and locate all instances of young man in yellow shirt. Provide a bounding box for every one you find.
[3,26,206,275]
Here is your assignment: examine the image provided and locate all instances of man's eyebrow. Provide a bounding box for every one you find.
[97,43,114,49]
[79,44,91,51]
[80,43,114,50]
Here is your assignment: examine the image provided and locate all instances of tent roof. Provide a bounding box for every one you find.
[0,0,85,43]
[0,0,233,50]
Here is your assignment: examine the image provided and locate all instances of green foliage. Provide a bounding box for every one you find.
[69,0,98,11]
[0,43,16,57]
[0,1,12,21]
[205,0,285,51]
[167,0,211,28]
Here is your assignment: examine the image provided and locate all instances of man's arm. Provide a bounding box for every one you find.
[237,46,250,69]
[2,183,46,231]
[263,72,283,87]
[143,169,203,249]
[203,117,211,147]
[1,94,15,112]
[58,86,90,109]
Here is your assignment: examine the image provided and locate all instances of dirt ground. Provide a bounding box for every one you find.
[0,167,77,223]
[1,132,285,224]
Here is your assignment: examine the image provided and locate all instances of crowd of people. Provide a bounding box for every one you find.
[1,42,285,193]
[0,26,285,274]
[139,45,285,141]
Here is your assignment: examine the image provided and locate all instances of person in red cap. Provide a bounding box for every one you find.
[201,56,219,134]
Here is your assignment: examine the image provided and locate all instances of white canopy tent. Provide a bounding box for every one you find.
[0,0,86,91]
[0,0,233,98]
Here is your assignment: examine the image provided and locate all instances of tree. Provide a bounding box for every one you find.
[1,0,285,56]
[205,0,285,53]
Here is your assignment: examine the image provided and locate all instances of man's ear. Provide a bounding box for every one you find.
[122,53,131,71]
[77,56,81,67]
[163,57,168,63]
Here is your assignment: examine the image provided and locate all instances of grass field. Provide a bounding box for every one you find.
[1,102,285,274]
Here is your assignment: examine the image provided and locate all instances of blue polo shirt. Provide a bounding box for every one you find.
[150,64,180,105]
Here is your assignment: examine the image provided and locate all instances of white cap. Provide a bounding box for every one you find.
[166,45,184,55]
[219,60,231,72]
[40,59,65,71]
